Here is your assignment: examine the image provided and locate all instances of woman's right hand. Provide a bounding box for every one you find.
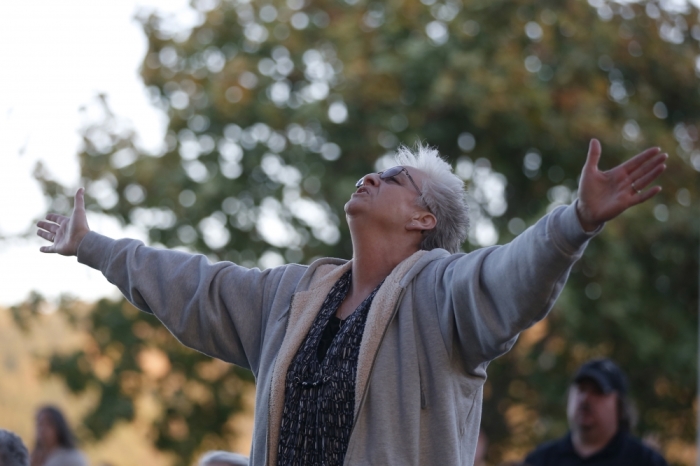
[36,188,91,257]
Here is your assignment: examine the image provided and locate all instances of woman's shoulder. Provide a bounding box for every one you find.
[44,448,88,466]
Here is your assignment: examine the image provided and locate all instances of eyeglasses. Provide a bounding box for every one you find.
[355,166,423,196]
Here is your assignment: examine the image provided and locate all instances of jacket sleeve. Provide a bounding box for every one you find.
[77,231,290,372]
[437,202,598,370]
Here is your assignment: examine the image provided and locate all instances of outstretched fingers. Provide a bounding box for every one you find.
[36,188,89,256]
[45,213,69,224]
[628,152,667,180]
[37,217,61,242]
[619,146,662,175]
[38,215,66,254]
[632,185,662,206]
[36,228,54,242]
[632,162,666,191]
[37,220,59,234]
[37,225,57,253]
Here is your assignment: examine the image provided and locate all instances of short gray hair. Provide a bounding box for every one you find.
[395,143,469,253]
[0,429,29,466]
[198,450,249,466]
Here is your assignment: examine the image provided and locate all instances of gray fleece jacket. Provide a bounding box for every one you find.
[77,202,596,466]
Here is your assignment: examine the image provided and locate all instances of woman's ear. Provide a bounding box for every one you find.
[406,211,437,232]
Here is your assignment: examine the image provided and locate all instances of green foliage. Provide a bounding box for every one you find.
[30,0,700,463]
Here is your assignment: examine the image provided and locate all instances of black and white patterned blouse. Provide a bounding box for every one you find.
[277,270,383,466]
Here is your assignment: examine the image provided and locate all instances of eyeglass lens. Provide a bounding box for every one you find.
[355,167,401,188]
[356,166,422,196]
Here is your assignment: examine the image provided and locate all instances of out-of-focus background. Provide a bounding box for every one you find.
[1,0,698,464]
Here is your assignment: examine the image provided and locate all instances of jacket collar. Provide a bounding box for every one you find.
[292,247,450,293]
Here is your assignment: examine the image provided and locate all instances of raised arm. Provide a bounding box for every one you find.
[442,140,666,369]
[36,189,301,373]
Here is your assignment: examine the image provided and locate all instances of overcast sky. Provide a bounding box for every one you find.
[0,0,197,306]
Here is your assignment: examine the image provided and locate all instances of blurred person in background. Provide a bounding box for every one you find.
[199,450,249,466]
[524,358,667,465]
[0,429,29,466]
[37,141,665,465]
[29,406,87,466]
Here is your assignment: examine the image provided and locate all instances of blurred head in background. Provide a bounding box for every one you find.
[198,450,249,466]
[567,358,635,440]
[0,429,29,466]
[34,406,76,452]
[526,357,665,465]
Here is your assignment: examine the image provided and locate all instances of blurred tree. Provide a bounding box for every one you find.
[29,0,700,463]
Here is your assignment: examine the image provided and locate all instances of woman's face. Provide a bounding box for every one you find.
[36,412,58,447]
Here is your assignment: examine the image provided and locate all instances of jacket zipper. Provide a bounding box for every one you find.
[346,287,408,445]
[265,292,296,466]
[410,289,427,409]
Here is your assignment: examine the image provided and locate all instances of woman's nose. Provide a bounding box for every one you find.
[362,173,380,186]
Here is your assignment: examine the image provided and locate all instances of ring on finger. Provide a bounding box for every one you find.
[631,181,641,195]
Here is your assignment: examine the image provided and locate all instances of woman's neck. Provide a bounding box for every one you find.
[350,237,417,297]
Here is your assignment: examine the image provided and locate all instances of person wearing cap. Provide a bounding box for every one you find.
[524,358,667,466]
[37,141,666,466]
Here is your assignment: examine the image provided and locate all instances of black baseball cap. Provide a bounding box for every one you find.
[573,358,628,395]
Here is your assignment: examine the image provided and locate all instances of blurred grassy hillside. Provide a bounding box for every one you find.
[0,300,254,466]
